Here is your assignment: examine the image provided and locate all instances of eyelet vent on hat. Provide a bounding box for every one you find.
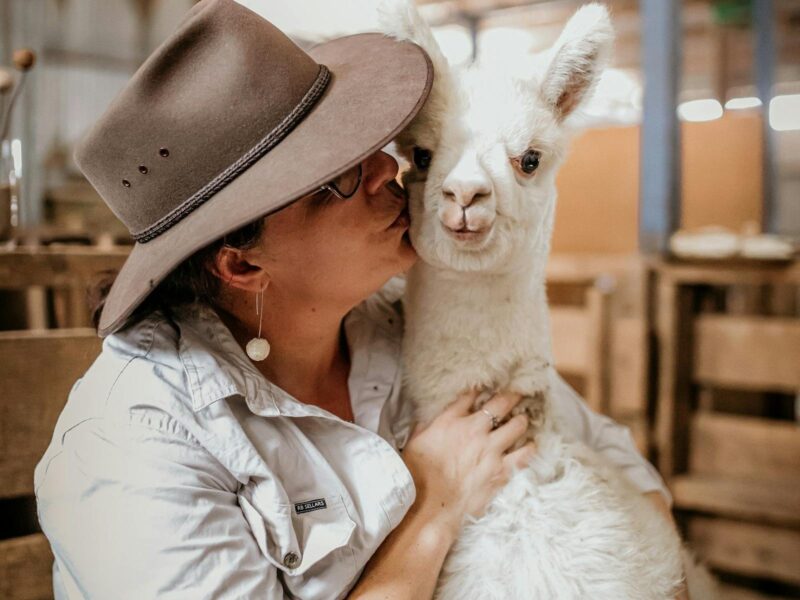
[139,165,148,174]
[159,148,169,157]
[131,64,331,244]
[122,179,131,188]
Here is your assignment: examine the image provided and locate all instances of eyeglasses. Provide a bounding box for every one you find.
[317,163,362,200]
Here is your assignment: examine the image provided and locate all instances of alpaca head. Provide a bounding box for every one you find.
[381,3,613,273]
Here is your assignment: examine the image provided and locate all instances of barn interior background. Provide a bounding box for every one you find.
[0,0,798,598]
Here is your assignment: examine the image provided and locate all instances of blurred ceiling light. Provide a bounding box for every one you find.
[678,99,723,122]
[432,25,473,66]
[724,96,762,110]
[769,94,800,131]
[235,0,381,39]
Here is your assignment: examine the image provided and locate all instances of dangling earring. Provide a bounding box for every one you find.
[245,287,271,361]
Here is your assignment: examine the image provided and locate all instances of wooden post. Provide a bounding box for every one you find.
[654,273,694,478]
[585,277,614,415]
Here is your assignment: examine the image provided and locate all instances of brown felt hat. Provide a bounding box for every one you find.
[76,0,432,337]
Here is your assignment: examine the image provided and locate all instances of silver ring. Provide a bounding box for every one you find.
[481,408,500,430]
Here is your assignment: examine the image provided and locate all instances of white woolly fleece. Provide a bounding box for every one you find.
[380,1,717,598]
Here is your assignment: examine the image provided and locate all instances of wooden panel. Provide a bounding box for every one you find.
[694,315,800,392]
[0,533,54,600]
[672,475,800,526]
[689,517,800,586]
[0,247,128,289]
[24,287,48,330]
[0,247,129,328]
[546,253,645,315]
[651,259,800,286]
[551,114,762,254]
[50,282,94,329]
[0,329,101,498]
[550,307,590,374]
[546,253,640,284]
[552,125,640,254]
[689,413,800,480]
[655,280,694,478]
[609,316,647,416]
[583,286,611,414]
[681,113,763,231]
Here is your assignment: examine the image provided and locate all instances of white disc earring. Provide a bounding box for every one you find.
[245,287,271,361]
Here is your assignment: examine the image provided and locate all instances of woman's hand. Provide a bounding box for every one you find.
[402,389,537,538]
[351,389,535,599]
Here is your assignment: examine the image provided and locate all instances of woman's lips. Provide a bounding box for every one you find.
[390,206,410,229]
[386,180,410,229]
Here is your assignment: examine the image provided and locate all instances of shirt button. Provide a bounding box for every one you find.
[283,552,300,569]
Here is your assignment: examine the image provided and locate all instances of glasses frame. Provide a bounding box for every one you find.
[317,163,362,200]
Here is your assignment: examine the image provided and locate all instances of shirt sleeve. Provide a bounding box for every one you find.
[35,411,285,599]
[550,374,672,506]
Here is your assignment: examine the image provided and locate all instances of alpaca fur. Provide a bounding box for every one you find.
[380,3,717,599]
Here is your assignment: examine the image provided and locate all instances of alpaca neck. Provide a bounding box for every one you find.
[403,250,551,359]
[402,249,555,432]
[406,251,547,313]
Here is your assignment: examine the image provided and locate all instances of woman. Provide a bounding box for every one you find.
[35,1,675,599]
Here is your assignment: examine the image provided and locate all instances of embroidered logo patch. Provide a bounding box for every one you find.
[294,498,327,514]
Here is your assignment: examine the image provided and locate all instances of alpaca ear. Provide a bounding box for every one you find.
[378,0,451,84]
[540,3,614,121]
[378,0,452,154]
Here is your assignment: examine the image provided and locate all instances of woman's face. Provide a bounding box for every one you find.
[255,150,416,308]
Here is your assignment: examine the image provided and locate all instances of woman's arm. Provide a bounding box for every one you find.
[350,390,534,599]
[551,375,672,503]
[349,492,456,598]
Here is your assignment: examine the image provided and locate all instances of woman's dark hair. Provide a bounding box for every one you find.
[89,218,265,331]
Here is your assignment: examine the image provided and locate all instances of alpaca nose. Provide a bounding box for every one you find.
[442,156,492,208]
[442,176,492,208]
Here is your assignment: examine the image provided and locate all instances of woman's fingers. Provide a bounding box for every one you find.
[443,388,480,418]
[503,441,537,471]
[410,389,476,439]
[474,391,523,430]
[489,413,528,451]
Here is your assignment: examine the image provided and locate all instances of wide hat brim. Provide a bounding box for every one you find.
[98,32,432,336]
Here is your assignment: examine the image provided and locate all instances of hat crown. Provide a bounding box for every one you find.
[76,0,326,241]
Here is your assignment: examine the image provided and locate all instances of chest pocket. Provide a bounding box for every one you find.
[238,488,357,577]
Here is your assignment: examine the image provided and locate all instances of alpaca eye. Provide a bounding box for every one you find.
[413,147,432,170]
[519,150,541,175]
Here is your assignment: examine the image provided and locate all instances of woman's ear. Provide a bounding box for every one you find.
[208,245,269,293]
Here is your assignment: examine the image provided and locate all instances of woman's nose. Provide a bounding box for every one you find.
[362,150,400,195]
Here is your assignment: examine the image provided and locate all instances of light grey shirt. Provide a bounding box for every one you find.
[35,285,669,600]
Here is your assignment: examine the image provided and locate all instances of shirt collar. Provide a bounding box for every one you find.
[172,302,277,414]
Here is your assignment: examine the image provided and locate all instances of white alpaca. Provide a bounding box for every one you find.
[380,3,717,599]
